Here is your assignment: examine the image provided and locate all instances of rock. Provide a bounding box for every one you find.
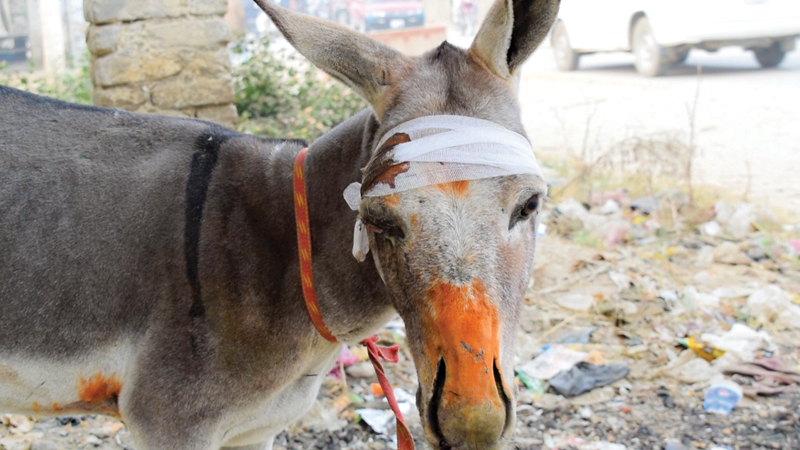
[85,0,186,24]
[189,0,228,15]
[86,24,121,56]
[535,393,569,410]
[557,293,594,312]
[345,361,375,378]
[93,48,183,87]
[713,241,751,265]
[578,406,593,419]
[1,414,33,434]
[151,75,235,109]
[30,441,58,450]
[146,18,232,49]
[569,386,615,406]
[196,104,238,127]
[0,437,29,450]
[93,86,148,109]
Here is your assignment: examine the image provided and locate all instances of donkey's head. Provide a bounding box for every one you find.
[254,1,558,448]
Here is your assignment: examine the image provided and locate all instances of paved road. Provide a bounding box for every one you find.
[516,44,800,220]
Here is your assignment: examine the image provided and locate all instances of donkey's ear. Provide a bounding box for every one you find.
[469,0,560,81]
[253,0,409,118]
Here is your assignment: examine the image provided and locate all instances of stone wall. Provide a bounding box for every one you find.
[84,0,238,127]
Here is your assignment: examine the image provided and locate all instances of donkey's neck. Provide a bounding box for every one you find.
[292,109,395,342]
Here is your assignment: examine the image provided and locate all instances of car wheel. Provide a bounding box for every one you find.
[754,42,786,68]
[551,21,579,71]
[632,17,667,77]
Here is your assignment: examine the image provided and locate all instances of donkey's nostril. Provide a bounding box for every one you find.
[427,358,450,448]
[493,359,513,439]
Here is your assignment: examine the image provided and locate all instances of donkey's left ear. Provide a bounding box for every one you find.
[469,0,560,82]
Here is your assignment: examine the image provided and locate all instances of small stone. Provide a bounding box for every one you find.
[31,440,59,450]
[345,361,375,378]
[578,406,593,419]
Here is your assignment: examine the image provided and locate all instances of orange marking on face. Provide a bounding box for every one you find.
[410,214,419,229]
[422,279,502,409]
[78,372,121,405]
[31,402,41,414]
[384,194,399,206]
[435,180,470,196]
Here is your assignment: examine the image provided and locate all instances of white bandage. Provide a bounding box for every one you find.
[343,115,543,261]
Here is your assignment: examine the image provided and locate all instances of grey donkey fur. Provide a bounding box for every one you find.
[0,0,559,448]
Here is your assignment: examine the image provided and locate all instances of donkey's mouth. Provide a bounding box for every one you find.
[425,357,512,450]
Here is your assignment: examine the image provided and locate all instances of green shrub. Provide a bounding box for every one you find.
[0,58,92,105]
[232,37,367,142]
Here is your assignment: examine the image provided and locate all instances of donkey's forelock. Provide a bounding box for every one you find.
[379,42,525,136]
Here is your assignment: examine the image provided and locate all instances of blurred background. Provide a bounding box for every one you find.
[2,1,800,449]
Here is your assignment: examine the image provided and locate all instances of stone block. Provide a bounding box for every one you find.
[189,0,229,15]
[93,49,147,87]
[84,0,186,24]
[196,104,238,127]
[146,18,232,49]
[182,48,232,77]
[151,75,235,109]
[93,86,148,108]
[87,24,121,57]
[136,105,192,118]
[93,50,182,87]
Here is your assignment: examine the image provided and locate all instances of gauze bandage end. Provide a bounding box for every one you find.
[342,115,543,261]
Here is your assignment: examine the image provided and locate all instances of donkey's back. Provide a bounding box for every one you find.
[0,86,306,426]
[1,86,214,356]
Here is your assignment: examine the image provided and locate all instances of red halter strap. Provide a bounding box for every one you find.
[292,147,415,450]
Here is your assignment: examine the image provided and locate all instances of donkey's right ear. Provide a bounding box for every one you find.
[253,0,409,119]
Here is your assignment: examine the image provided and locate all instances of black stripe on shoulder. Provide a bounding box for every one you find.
[184,125,234,319]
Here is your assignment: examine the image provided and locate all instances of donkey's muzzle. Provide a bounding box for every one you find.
[426,358,512,450]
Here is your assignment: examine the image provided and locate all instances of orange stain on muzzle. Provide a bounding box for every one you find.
[423,279,503,410]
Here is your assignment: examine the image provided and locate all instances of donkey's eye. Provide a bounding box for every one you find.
[363,217,405,241]
[520,196,540,217]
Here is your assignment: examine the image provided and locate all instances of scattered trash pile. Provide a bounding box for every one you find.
[1,192,798,450]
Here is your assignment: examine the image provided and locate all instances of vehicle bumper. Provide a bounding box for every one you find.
[654,16,800,46]
[365,13,425,29]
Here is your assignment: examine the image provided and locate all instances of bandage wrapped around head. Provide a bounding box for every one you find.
[343,115,543,261]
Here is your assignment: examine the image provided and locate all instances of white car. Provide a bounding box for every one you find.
[551,0,800,76]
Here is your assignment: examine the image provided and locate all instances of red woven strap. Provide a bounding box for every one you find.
[293,148,415,449]
[361,335,415,450]
[293,147,338,343]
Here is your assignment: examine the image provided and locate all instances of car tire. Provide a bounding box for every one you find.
[632,17,667,77]
[551,21,579,71]
[754,42,786,68]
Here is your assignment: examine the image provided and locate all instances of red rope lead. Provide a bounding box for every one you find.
[293,148,416,449]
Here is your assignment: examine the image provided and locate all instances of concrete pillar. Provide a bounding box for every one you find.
[84,0,238,127]
[26,0,66,72]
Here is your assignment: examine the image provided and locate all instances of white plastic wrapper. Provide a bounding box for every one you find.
[343,115,544,260]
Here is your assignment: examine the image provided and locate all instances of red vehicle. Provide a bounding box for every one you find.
[349,0,425,33]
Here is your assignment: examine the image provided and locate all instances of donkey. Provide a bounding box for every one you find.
[0,0,558,448]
